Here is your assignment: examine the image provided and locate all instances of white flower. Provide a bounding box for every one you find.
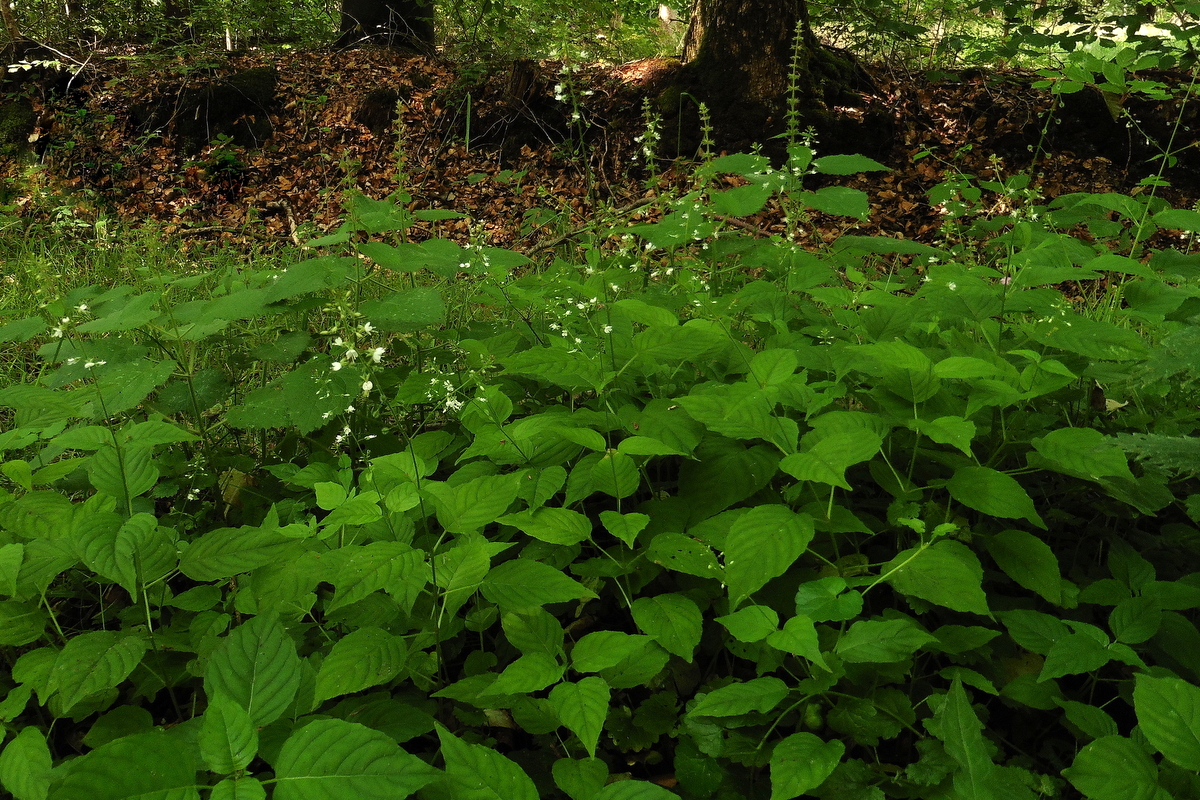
[603,325,612,334]
[345,405,355,413]
[83,360,106,369]
[444,397,464,413]
[75,304,87,313]
[370,347,385,363]
[51,327,64,338]
[362,321,374,334]
[60,316,70,324]
[946,282,957,291]
[344,348,358,361]
[362,380,373,393]
[549,323,560,330]
[333,337,345,347]
[331,361,343,371]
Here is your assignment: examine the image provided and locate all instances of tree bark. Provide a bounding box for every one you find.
[682,0,813,103]
[0,0,22,42]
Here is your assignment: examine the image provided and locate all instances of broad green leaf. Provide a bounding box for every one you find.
[179,525,303,581]
[723,506,814,608]
[499,507,593,546]
[689,677,789,718]
[947,466,1045,528]
[481,559,597,611]
[765,615,829,670]
[1154,208,1200,232]
[711,183,774,216]
[425,473,521,534]
[716,605,779,642]
[812,154,890,174]
[485,653,564,695]
[49,630,148,714]
[549,678,610,757]
[570,632,655,673]
[274,719,439,800]
[884,540,989,615]
[800,186,870,219]
[0,600,47,646]
[358,287,446,333]
[1039,634,1112,681]
[76,291,160,332]
[793,577,862,622]
[51,731,198,800]
[1062,735,1159,800]
[200,694,259,774]
[1134,674,1200,771]
[0,726,51,800]
[1032,428,1135,481]
[314,627,408,705]
[632,593,703,661]
[837,619,936,663]
[87,443,157,503]
[595,781,680,800]
[908,416,976,456]
[1056,699,1118,741]
[328,542,428,614]
[436,723,538,800]
[770,732,844,800]
[211,777,266,800]
[780,432,881,490]
[591,451,640,499]
[985,530,1062,605]
[647,533,723,580]
[1109,596,1162,644]
[553,757,608,800]
[599,511,649,548]
[933,357,1006,379]
[205,613,302,727]
[928,680,997,800]
[434,538,492,619]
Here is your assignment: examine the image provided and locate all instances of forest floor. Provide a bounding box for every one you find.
[5,45,1200,254]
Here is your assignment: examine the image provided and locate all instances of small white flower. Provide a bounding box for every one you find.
[333,337,345,347]
[362,380,373,393]
[51,327,64,338]
[76,304,87,313]
[946,282,957,291]
[65,357,78,366]
[344,348,358,361]
[362,321,374,334]
[549,323,560,330]
[370,347,385,363]
[60,316,70,324]
[331,361,343,371]
[345,405,355,413]
[83,360,106,369]
[603,325,613,334]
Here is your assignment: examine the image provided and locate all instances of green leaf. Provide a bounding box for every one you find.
[205,613,302,727]
[928,680,997,800]
[947,466,1045,528]
[549,677,610,757]
[884,540,990,615]
[436,723,538,800]
[179,525,302,581]
[1032,428,1135,481]
[765,615,829,670]
[646,533,723,580]
[689,677,789,717]
[591,451,640,499]
[87,443,158,503]
[716,605,779,642]
[908,416,976,456]
[49,630,148,714]
[51,731,197,800]
[985,530,1062,605]
[0,600,47,646]
[553,758,608,800]
[837,619,937,663]
[328,542,427,614]
[200,694,259,774]
[812,154,890,174]
[358,287,446,333]
[632,593,703,661]
[800,186,870,220]
[770,732,844,800]
[711,184,774,217]
[1109,596,1162,644]
[481,559,597,611]
[76,291,160,332]
[780,432,881,490]
[314,627,408,705]
[1062,735,1160,800]
[1134,674,1200,771]
[274,719,439,800]
[1039,633,1112,681]
[434,538,492,619]
[0,726,51,800]
[595,781,680,800]
[499,507,593,546]
[426,473,521,534]
[599,511,649,548]
[486,653,564,695]
[211,777,267,800]
[723,506,814,608]
[571,632,655,673]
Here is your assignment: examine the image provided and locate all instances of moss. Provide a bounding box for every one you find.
[0,99,35,157]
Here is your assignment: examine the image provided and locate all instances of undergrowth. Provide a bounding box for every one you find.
[4,67,1200,800]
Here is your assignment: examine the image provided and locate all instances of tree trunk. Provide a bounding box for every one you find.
[682,0,813,103]
[1,0,22,41]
